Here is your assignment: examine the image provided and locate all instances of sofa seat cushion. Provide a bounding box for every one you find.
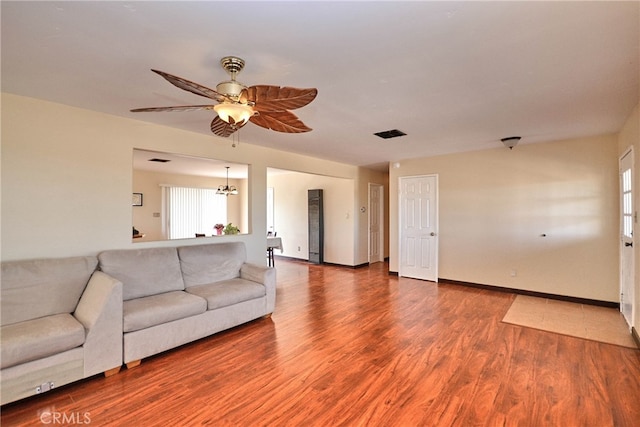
[186,278,266,310]
[1,314,85,369]
[123,291,207,333]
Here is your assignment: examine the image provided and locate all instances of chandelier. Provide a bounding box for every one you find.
[216,166,238,196]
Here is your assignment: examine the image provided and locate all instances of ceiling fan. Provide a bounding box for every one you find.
[131,56,318,138]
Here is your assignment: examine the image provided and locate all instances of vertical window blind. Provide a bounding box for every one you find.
[164,186,227,239]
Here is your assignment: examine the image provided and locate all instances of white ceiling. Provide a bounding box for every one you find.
[133,149,248,178]
[3,1,638,171]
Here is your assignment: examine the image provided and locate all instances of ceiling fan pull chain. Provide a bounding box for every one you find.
[232,127,239,148]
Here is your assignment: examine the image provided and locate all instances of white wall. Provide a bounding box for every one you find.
[1,94,377,266]
[617,103,639,332]
[390,134,620,302]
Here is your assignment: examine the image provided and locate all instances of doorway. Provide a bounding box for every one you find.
[369,183,384,263]
[620,148,635,328]
[399,175,438,281]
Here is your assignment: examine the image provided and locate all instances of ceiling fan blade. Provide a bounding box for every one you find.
[247,86,317,112]
[250,110,312,133]
[151,69,228,102]
[210,116,245,137]
[131,105,216,113]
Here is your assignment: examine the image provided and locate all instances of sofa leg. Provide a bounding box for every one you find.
[104,366,121,377]
[263,313,273,319]
[126,360,141,369]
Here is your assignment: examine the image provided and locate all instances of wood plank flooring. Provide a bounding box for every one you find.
[2,259,639,426]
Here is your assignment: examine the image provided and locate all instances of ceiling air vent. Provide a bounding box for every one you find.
[148,158,171,163]
[374,129,406,139]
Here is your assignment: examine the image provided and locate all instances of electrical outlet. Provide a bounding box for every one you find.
[36,382,54,393]
[297,246,301,251]
[510,269,517,277]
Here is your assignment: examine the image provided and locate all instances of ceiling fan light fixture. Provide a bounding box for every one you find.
[214,102,254,126]
[132,56,317,138]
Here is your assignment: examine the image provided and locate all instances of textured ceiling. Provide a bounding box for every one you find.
[2,1,638,170]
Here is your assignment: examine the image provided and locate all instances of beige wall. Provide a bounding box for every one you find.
[617,103,639,332]
[4,93,626,306]
[132,170,246,241]
[390,134,620,302]
[1,93,378,265]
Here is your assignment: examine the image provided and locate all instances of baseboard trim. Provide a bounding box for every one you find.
[273,255,367,269]
[272,255,307,263]
[439,278,619,308]
[632,327,640,349]
[322,266,620,309]
[323,261,369,269]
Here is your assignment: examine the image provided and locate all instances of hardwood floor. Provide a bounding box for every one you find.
[2,259,639,426]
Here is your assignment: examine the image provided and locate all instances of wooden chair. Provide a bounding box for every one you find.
[267,231,278,267]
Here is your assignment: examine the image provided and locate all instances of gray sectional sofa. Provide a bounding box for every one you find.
[98,242,276,367]
[1,257,123,405]
[0,241,276,404]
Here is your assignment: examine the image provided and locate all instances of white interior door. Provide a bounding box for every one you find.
[399,175,438,281]
[369,183,384,263]
[620,149,635,328]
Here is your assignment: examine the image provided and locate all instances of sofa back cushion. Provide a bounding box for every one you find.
[178,242,246,287]
[98,247,184,301]
[1,256,98,326]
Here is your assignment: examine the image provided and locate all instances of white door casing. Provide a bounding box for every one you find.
[267,187,275,235]
[399,175,438,281]
[620,148,635,328]
[369,183,384,263]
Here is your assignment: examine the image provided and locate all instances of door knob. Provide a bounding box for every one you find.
[430,232,437,236]
[625,242,633,247]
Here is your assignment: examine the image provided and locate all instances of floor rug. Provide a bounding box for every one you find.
[502,295,637,349]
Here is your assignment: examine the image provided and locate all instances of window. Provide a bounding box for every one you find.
[163,186,227,239]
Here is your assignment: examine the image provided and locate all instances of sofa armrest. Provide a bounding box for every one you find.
[74,271,123,377]
[240,263,276,314]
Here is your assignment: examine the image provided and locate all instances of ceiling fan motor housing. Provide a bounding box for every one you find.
[216,80,247,99]
[220,56,245,75]
[217,56,248,100]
